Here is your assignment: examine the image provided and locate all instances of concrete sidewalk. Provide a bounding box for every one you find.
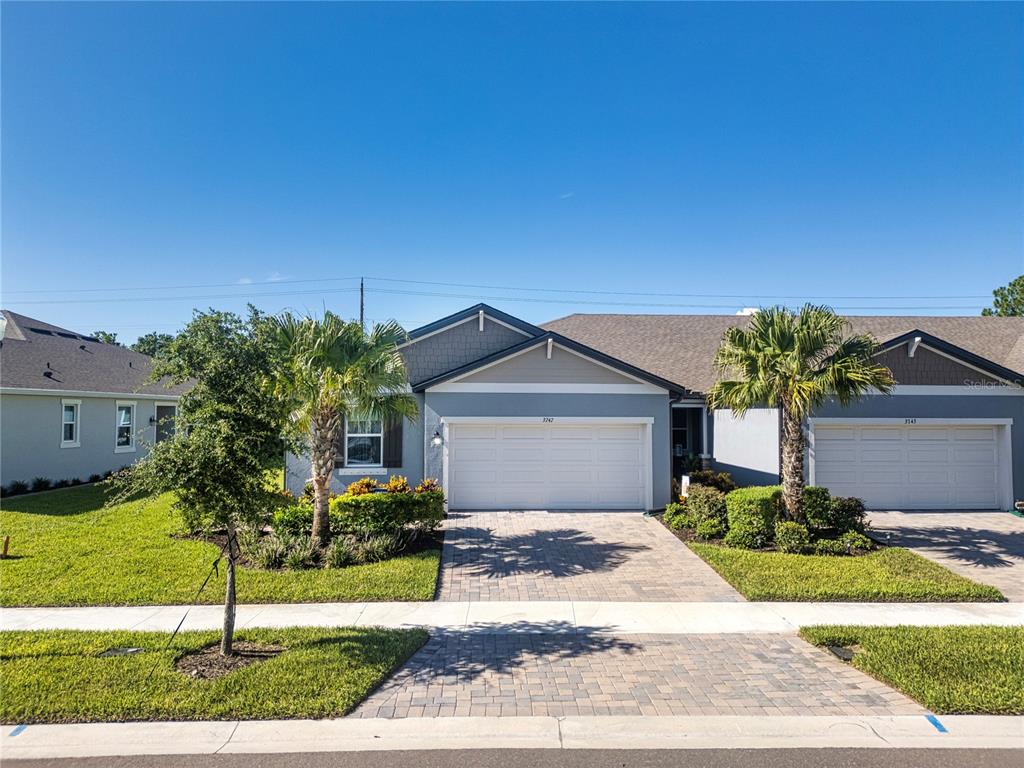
[3,715,1021,759]
[3,600,1022,634]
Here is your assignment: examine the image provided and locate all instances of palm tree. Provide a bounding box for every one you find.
[706,305,895,520]
[269,312,418,546]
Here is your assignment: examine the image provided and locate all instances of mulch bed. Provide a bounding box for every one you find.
[175,641,285,680]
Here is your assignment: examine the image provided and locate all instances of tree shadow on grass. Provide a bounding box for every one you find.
[443,524,649,580]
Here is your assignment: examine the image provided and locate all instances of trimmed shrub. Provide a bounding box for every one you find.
[775,521,810,554]
[662,501,693,529]
[415,478,440,493]
[346,477,378,496]
[813,538,847,556]
[723,486,782,549]
[686,485,728,528]
[695,517,726,540]
[30,477,52,493]
[839,531,874,553]
[687,470,737,494]
[329,490,444,538]
[271,504,314,538]
[830,496,868,534]
[6,481,28,496]
[801,486,832,529]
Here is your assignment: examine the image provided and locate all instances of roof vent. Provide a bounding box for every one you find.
[56,332,78,339]
[29,327,54,336]
[43,370,54,378]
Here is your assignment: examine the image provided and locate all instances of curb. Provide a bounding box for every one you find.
[3,715,1022,759]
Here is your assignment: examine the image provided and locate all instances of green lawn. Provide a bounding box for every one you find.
[0,485,440,606]
[801,625,1024,714]
[689,543,1004,602]
[0,627,427,723]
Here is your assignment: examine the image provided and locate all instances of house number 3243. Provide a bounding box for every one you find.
[905,418,917,424]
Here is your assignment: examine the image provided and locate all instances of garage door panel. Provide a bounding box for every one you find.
[449,422,649,510]
[814,423,999,510]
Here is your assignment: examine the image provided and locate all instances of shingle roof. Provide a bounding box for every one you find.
[1,310,190,396]
[542,313,1024,394]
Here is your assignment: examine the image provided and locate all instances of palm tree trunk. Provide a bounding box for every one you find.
[220,522,237,657]
[780,403,806,522]
[309,407,341,547]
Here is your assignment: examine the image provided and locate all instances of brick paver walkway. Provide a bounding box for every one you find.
[436,511,742,602]
[869,511,1024,601]
[354,633,922,718]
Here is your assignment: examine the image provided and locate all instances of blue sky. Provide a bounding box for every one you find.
[2,2,1022,342]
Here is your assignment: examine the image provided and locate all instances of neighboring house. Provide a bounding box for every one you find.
[0,310,189,487]
[283,304,1024,512]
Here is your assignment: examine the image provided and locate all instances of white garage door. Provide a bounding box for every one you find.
[447,422,649,510]
[812,424,1000,510]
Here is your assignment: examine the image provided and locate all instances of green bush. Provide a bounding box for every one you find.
[30,478,52,493]
[686,485,728,527]
[687,470,737,494]
[723,486,782,549]
[325,537,359,568]
[695,517,726,540]
[801,486,832,529]
[87,474,103,484]
[6,481,29,496]
[248,535,289,570]
[330,490,444,538]
[358,533,402,563]
[830,496,868,533]
[663,501,696,530]
[775,521,810,553]
[813,538,847,556]
[812,532,872,556]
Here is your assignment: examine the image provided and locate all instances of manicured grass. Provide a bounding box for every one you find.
[689,543,1004,602]
[0,485,440,606]
[0,627,427,723]
[800,625,1024,714]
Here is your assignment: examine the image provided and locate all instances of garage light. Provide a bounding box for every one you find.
[431,430,443,447]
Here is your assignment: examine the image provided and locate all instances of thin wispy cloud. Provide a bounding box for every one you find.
[559,191,575,199]
[237,276,253,285]
[266,272,287,282]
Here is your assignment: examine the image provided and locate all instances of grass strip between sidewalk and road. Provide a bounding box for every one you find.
[800,625,1024,715]
[0,484,440,606]
[0,627,428,723]
[689,543,1004,602]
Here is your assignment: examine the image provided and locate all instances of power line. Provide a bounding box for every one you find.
[1,273,992,302]
[4,287,360,306]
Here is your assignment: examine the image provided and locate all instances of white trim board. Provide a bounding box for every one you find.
[2,387,182,400]
[809,417,1012,426]
[398,313,534,349]
[861,385,1024,397]
[428,383,665,394]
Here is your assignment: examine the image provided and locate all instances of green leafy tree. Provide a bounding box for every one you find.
[92,330,122,346]
[131,332,176,358]
[269,312,417,546]
[982,275,1024,316]
[108,309,285,656]
[707,305,895,521]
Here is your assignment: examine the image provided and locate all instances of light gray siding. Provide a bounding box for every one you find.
[813,393,1024,502]
[457,344,640,385]
[711,407,781,486]
[401,317,530,384]
[0,393,173,486]
[284,393,426,496]
[424,392,673,508]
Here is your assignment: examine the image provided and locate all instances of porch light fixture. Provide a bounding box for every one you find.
[431,430,443,447]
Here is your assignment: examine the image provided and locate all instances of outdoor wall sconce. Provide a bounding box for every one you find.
[431,430,442,447]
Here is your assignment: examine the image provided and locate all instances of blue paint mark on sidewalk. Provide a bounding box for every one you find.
[8,725,27,737]
[926,714,948,733]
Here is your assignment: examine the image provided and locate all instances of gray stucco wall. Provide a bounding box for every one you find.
[401,317,530,384]
[1,393,173,486]
[284,393,426,496]
[814,393,1024,502]
[711,407,780,486]
[423,392,673,508]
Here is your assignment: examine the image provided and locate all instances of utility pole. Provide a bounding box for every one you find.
[359,277,365,331]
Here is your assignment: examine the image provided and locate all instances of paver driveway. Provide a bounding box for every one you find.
[868,511,1024,601]
[436,511,742,602]
[354,632,922,718]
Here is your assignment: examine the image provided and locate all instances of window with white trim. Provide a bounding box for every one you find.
[346,419,383,466]
[61,399,81,448]
[115,401,136,452]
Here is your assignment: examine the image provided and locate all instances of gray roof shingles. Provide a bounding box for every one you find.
[1,310,189,397]
[543,313,1024,394]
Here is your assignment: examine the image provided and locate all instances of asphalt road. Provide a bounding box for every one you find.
[5,750,1020,768]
